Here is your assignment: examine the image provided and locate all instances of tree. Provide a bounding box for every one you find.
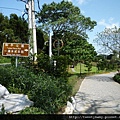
[60,33,97,64]
[37,0,97,65]
[36,28,45,53]
[37,0,96,37]
[0,13,14,51]
[94,26,120,56]
[9,14,29,43]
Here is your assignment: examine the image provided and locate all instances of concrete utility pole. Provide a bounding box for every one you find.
[49,31,52,58]
[28,0,37,61]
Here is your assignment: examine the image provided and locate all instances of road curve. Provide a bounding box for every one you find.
[74,72,120,114]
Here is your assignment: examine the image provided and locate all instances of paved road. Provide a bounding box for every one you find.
[74,72,120,114]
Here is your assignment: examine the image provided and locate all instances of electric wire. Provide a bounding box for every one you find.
[37,0,41,11]
[0,7,23,12]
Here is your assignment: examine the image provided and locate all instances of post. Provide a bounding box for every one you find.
[58,39,60,56]
[28,0,33,54]
[16,57,18,68]
[28,0,37,61]
[49,31,52,58]
[32,0,37,61]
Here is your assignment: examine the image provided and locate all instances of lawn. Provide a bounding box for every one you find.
[74,63,97,74]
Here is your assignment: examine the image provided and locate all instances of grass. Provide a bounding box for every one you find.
[74,63,97,73]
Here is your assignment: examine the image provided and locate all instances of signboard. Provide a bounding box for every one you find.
[2,43,29,57]
[53,39,64,50]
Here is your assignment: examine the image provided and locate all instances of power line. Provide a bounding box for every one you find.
[37,0,41,11]
[0,7,23,12]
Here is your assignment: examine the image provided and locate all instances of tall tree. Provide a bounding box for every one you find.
[9,14,29,43]
[37,0,96,37]
[37,0,97,64]
[0,13,14,51]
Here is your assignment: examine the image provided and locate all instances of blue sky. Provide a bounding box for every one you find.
[0,0,120,53]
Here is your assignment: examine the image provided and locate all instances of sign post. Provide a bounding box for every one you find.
[2,43,29,67]
[16,56,18,68]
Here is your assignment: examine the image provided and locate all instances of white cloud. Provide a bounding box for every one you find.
[98,18,119,28]
[81,10,85,14]
[67,0,72,2]
[76,0,86,5]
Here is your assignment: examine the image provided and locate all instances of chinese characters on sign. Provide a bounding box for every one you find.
[2,43,29,57]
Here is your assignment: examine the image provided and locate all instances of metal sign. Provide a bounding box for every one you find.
[2,43,29,57]
[53,39,64,50]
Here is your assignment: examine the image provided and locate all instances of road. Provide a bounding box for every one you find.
[74,72,120,114]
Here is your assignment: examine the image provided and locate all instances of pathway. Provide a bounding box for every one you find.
[74,72,120,114]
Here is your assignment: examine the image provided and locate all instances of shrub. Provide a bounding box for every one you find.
[29,75,72,113]
[113,73,120,84]
[0,65,72,113]
[0,66,37,94]
[19,107,46,114]
[37,52,69,78]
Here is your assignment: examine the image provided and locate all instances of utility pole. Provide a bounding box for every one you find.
[49,31,52,58]
[27,0,37,61]
[32,0,37,61]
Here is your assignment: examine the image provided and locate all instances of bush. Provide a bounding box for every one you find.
[37,52,69,78]
[19,107,47,114]
[0,65,37,94]
[113,73,120,84]
[0,65,72,113]
[29,75,71,113]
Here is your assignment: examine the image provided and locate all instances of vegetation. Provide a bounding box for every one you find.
[94,26,120,55]
[0,56,11,63]
[113,73,120,84]
[0,0,119,114]
[0,65,72,114]
[37,0,97,66]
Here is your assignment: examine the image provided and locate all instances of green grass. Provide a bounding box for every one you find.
[74,63,97,73]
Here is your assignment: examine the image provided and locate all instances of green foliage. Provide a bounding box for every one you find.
[0,66,37,94]
[37,0,97,65]
[96,55,118,71]
[37,52,69,78]
[0,56,11,63]
[113,73,120,84]
[37,52,51,73]
[19,107,47,114]
[30,76,71,113]
[9,14,29,43]
[52,55,69,77]
[0,104,5,114]
[38,0,96,35]
[0,65,71,113]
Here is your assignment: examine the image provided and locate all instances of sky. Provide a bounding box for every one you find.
[0,0,120,53]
